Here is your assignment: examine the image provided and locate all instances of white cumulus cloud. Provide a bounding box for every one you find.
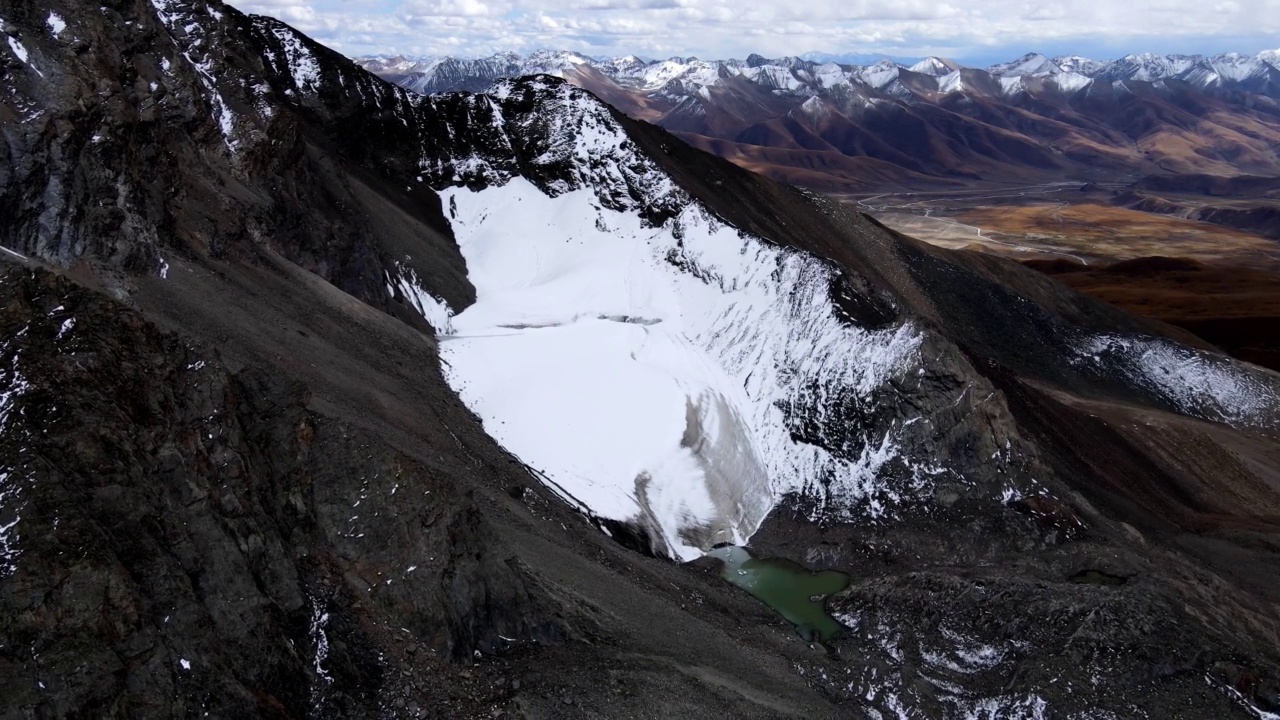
[226,0,1280,62]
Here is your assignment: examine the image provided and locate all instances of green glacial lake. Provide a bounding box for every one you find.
[707,546,850,643]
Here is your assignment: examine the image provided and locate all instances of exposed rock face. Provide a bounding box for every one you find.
[1,0,1279,718]
[0,268,562,717]
[1,0,473,310]
[607,114,1280,717]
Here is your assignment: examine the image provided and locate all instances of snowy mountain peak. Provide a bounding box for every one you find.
[1113,52,1198,81]
[525,49,591,68]
[988,52,1061,77]
[796,94,836,120]
[598,54,648,77]
[357,46,1280,110]
[857,59,902,89]
[909,56,959,77]
[1053,55,1105,75]
[629,57,734,95]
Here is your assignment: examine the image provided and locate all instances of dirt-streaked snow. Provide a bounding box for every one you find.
[385,262,453,335]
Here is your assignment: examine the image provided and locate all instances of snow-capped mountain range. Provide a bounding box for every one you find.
[359,47,1280,188]
[358,48,1280,100]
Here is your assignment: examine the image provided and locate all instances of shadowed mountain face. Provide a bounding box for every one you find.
[3,2,1280,718]
[359,50,1280,190]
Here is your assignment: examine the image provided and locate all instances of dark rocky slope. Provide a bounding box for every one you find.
[622,111,1280,716]
[0,1,841,716]
[1,1,1279,718]
[0,268,559,716]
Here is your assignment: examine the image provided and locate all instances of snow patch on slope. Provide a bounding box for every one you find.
[150,0,238,152]
[266,23,322,92]
[1053,72,1093,93]
[47,12,67,37]
[939,71,968,94]
[997,76,1025,96]
[1074,333,1280,428]
[6,35,27,64]
[5,31,42,78]
[0,331,30,578]
[386,261,453,334]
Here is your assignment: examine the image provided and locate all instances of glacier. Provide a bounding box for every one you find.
[402,79,924,560]
[391,77,1274,566]
[433,175,921,560]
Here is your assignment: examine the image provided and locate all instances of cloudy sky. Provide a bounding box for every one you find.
[227,0,1280,65]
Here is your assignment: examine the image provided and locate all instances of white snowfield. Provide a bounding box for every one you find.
[435,177,921,560]
[441,179,775,560]
[400,78,925,560]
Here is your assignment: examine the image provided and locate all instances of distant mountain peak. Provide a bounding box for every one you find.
[354,46,1280,110]
[909,56,960,77]
[988,52,1061,77]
